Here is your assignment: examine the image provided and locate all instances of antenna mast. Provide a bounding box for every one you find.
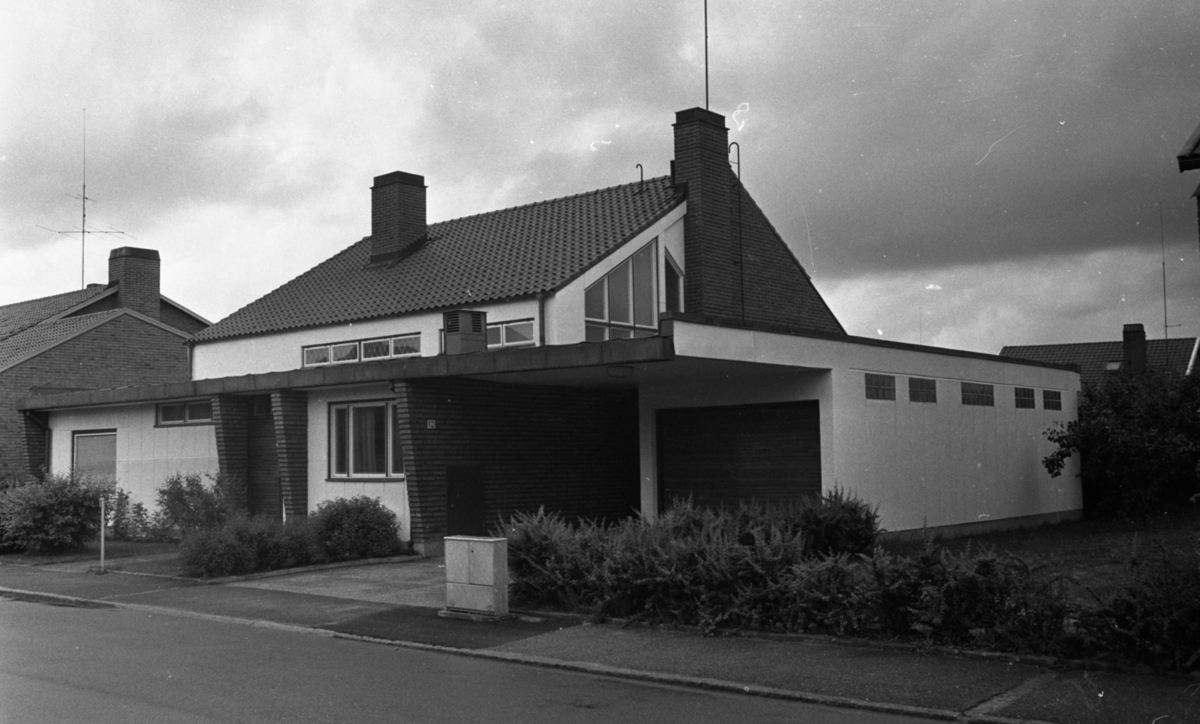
[1159,201,1170,340]
[38,109,127,289]
[704,0,709,109]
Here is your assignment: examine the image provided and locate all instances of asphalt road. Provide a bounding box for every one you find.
[0,597,937,724]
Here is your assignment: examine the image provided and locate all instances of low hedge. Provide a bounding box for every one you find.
[179,496,401,578]
[502,497,1200,672]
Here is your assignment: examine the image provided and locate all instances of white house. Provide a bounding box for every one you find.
[19,108,1081,553]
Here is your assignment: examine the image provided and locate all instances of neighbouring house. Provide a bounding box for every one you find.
[18,108,1082,553]
[1,247,209,481]
[1000,323,1197,389]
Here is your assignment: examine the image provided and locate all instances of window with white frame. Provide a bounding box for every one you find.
[329,401,405,479]
[486,319,535,348]
[304,333,421,368]
[585,239,657,341]
[157,399,214,425]
[664,249,684,314]
[73,430,116,481]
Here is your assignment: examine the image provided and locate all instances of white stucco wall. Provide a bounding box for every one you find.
[642,322,1082,533]
[48,404,219,510]
[192,298,539,380]
[306,383,411,541]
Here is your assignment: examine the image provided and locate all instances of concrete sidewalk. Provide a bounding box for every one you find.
[2,558,1197,724]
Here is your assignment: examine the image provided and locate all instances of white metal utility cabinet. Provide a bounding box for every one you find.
[439,536,509,621]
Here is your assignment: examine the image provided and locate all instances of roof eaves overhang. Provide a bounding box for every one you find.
[18,336,676,411]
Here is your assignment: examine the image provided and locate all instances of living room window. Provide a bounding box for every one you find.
[157,399,213,426]
[73,430,116,481]
[329,401,404,479]
[486,319,535,349]
[585,240,658,341]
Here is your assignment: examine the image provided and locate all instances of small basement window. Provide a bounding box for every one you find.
[865,373,896,401]
[158,399,213,426]
[961,382,995,407]
[908,377,937,403]
[1043,390,1063,411]
[1014,387,1035,409]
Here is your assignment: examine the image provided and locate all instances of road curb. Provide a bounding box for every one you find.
[0,586,116,609]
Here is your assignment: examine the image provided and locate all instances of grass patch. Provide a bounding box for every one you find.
[0,539,179,568]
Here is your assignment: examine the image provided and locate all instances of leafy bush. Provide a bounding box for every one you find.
[103,488,163,542]
[155,473,234,534]
[311,496,402,560]
[0,474,104,553]
[179,514,326,578]
[1069,535,1200,671]
[1044,371,1200,517]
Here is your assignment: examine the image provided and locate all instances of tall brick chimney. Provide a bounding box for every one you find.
[370,171,426,263]
[108,247,161,320]
[672,108,737,317]
[1123,323,1147,374]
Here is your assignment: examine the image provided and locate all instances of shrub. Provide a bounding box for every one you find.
[103,488,162,542]
[155,473,235,534]
[311,496,402,560]
[1044,371,1200,517]
[179,514,326,578]
[0,474,104,553]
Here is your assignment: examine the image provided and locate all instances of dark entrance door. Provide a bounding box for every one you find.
[657,400,821,509]
[445,464,487,536]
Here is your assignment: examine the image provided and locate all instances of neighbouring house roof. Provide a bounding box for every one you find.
[0,309,192,374]
[1179,120,1200,172]
[999,338,1198,388]
[193,177,683,343]
[0,284,109,342]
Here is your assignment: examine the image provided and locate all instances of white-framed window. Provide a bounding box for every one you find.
[487,319,535,349]
[157,399,214,426]
[73,430,116,481]
[329,401,405,479]
[585,239,658,341]
[304,333,421,368]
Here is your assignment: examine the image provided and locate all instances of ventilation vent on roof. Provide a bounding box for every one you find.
[443,310,487,355]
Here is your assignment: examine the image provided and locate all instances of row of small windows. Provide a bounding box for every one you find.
[301,320,538,368]
[864,374,1062,410]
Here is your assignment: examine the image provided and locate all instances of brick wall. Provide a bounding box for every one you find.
[212,395,251,509]
[159,303,209,335]
[108,247,161,321]
[673,108,844,335]
[395,378,639,547]
[370,172,426,262]
[1,315,191,480]
[247,396,280,518]
[271,390,308,519]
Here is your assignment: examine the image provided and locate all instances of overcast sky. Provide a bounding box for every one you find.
[2,1,1199,353]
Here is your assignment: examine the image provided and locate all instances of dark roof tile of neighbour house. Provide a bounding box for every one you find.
[0,284,109,342]
[0,310,128,370]
[999,338,1198,388]
[1179,119,1200,172]
[193,176,683,342]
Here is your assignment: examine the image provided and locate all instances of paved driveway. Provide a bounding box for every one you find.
[227,556,447,608]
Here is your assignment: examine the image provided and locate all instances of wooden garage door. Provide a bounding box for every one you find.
[657,401,821,509]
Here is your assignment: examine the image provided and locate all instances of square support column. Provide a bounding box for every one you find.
[271,390,308,519]
[211,395,251,510]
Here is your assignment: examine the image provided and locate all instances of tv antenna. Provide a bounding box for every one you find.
[37,109,128,289]
[1157,201,1181,340]
[704,0,709,109]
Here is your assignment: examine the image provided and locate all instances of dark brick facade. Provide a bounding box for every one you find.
[672,108,844,334]
[370,172,426,262]
[2,315,191,481]
[211,395,251,508]
[271,390,308,519]
[395,378,639,548]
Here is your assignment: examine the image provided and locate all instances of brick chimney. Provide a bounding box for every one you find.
[672,108,737,317]
[370,171,426,263]
[1123,323,1147,374]
[108,247,160,320]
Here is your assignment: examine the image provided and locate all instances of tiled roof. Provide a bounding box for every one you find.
[0,310,124,369]
[999,338,1198,388]
[193,177,683,342]
[1179,119,1200,172]
[0,285,108,342]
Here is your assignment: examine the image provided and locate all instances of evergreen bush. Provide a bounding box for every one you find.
[310,496,402,560]
[0,473,104,553]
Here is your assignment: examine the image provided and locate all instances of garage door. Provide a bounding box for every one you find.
[657,401,821,509]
